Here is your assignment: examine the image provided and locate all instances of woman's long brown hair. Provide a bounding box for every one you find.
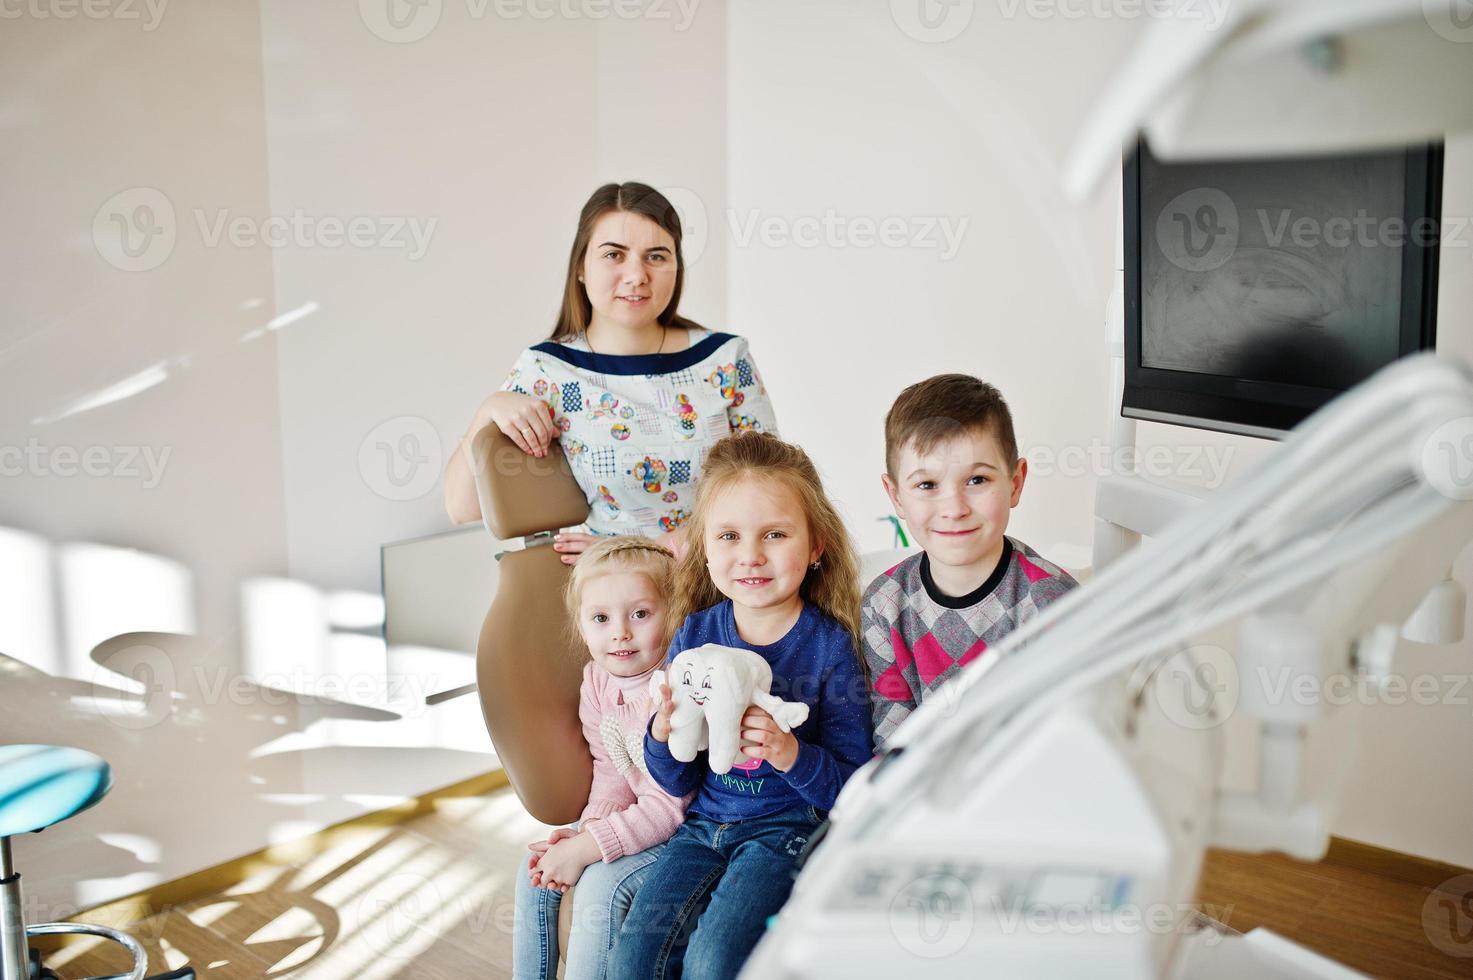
[550,182,707,343]
[669,432,866,673]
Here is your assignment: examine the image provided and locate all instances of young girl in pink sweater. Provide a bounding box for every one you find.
[513,536,690,980]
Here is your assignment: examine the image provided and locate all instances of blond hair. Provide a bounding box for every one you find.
[564,536,677,652]
[670,432,866,671]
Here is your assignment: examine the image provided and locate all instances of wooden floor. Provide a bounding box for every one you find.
[35,789,553,979]
[34,786,1473,978]
[1195,849,1472,979]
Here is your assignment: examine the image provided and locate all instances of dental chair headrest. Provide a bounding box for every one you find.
[469,424,590,540]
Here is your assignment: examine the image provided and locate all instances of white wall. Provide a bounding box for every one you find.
[727,0,1473,867]
[263,1,730,595]
[0,1,304,911]
[728,2,1132,560]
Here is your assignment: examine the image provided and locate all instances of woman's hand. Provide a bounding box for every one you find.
[650,683,676,743]
[552,531,601,565]
[740,706,799,772]
[533,831,601,892]
[558,525,681,566]
[662,523,689,561]
[479,391,557,458]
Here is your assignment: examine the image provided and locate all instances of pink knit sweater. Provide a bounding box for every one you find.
[578,661,690,861]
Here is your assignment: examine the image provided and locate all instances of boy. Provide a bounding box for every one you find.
[864,373,1078,747]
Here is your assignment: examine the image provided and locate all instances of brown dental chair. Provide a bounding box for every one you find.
[470,423,594,823]
[468,424,594,973]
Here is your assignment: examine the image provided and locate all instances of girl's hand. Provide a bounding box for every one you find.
[536,831,601,892]
[740,706,799,772]
[651,683,676,743]
[552,531,600,565]
[481,391,557,458]
[528,827,576,854]
[526,826,577,887]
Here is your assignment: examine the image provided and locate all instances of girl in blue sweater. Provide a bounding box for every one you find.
[612,432,874,980]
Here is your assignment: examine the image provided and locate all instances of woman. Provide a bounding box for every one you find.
[444,182,778,562]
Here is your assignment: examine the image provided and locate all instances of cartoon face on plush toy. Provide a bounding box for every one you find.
[651,643,810,774]
[681,666,708,702]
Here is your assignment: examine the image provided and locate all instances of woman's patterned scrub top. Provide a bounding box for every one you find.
[500,329,779,538]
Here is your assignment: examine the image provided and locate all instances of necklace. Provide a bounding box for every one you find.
[587,325,667,356]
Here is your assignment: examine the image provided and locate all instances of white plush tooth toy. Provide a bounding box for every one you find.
[650,643,811,775]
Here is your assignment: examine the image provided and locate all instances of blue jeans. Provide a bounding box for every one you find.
[512,844,665,980]
[610,806,822,980]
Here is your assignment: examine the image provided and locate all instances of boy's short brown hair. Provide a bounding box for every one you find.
[884,374,1019,477]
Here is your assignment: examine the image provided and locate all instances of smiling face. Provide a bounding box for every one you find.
[883,428,1026,579]
[576,571,668,678]
[581,210,678,334]
[702,476,821,616]
[676,662,715,706]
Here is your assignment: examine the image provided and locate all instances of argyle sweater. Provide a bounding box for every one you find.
[862,537,1078,747]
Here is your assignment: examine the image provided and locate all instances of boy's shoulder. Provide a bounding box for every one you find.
[862,551,925,603]
[861,541,1077,618]
[1006,537,1080,595]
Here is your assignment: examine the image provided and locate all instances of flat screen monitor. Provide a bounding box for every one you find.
[1123,139,1442,438]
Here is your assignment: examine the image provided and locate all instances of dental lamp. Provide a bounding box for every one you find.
[1063,0,1473,200]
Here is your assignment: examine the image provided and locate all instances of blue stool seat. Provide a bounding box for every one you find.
[0,745,111,838]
